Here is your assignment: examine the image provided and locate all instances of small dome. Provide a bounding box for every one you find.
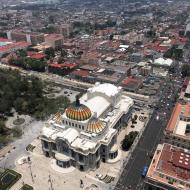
[66,104,91,121]
[86,119,106,134]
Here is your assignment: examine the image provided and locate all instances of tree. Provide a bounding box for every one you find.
[61,49,67,57]
[0,32,7,38]
[181,64,190,77]
[17,49,27,57]
[134,114,138,121]
[0,68,70,120]
[45,48,55,59]
[48,16,55,24]
[10,57,46,72]
[58,57,64,64]
[12,127,22,137]
[109,34,114,40]
[122,131,138,151]
[105,20,116,27]
[0,120,7,135]
[14,98,25,114]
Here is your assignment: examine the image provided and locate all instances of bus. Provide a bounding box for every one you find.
[141,166,148,177]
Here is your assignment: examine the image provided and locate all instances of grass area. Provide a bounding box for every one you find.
[0,169,21,190]
[20,184,33,190]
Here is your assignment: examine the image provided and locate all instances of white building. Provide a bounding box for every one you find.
[41,83,133,171]
[152,57,173,77]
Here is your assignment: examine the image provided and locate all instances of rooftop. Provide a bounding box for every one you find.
[166,102,190,140]
[49,63,77,69]
[146,144,190,190]
[27,52,46,59]
[153,57,173,67]
[121,77,142,91]
[0,41,30,53]
[71,69,89,77]
[87,83,121,97]
[45,34,63,40]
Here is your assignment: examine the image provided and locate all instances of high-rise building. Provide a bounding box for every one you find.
[7,30,45,45]
[44,34,63,49]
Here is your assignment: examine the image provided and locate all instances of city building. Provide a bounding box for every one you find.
[145,143,190,190]
[59,24,73,37]
[164,101,190,149]
[152,57,173,77]
[185,22,190,37]
[48,62,77,75]
[0,38,30,57]
[137,62,152,76]
[44,34,64,49]
[27,51,46,60]
[121,77,143,92]
[7,30,45,45]
[41,83,133,171]
[179,77,190,101]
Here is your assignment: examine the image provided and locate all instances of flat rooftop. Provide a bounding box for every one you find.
[166,102,190,140]
[146,143,190,190]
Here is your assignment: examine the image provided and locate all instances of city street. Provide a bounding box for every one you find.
[114,71,183,190]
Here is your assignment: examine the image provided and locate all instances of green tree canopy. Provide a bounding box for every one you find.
[181,64,190,77]
[122,131,138,151]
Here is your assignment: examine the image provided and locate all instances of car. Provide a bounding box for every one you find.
[95,174,103,179]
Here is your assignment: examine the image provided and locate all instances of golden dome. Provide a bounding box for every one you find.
[65,104,91,121]
[86,119,106,134]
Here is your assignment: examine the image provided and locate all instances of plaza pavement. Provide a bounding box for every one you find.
[10,110,149,190]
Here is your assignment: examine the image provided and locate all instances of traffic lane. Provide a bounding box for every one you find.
[119,149,148,189]
[115,113,161,188]
[117,115,160,181]
[139,115,163,151]
[115,79,181,189]
[115,110,171,189]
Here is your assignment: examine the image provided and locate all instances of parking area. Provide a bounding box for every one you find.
[56,88,80,102]
[44,83,80,102]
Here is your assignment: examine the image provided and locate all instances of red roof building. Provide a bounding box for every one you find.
[44,34,63,49]
[71,69,89,77]
[0,40,30,57]
[146,143,190,190]
[121,77,143,92]
[164,101,190,149]
[48,63,77,69]
[27,52,46,60]
[48,62,77,76]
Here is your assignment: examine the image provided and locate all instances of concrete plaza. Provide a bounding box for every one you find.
[11,111,149,190]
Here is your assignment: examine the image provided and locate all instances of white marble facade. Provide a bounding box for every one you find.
[41,83,133,171]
